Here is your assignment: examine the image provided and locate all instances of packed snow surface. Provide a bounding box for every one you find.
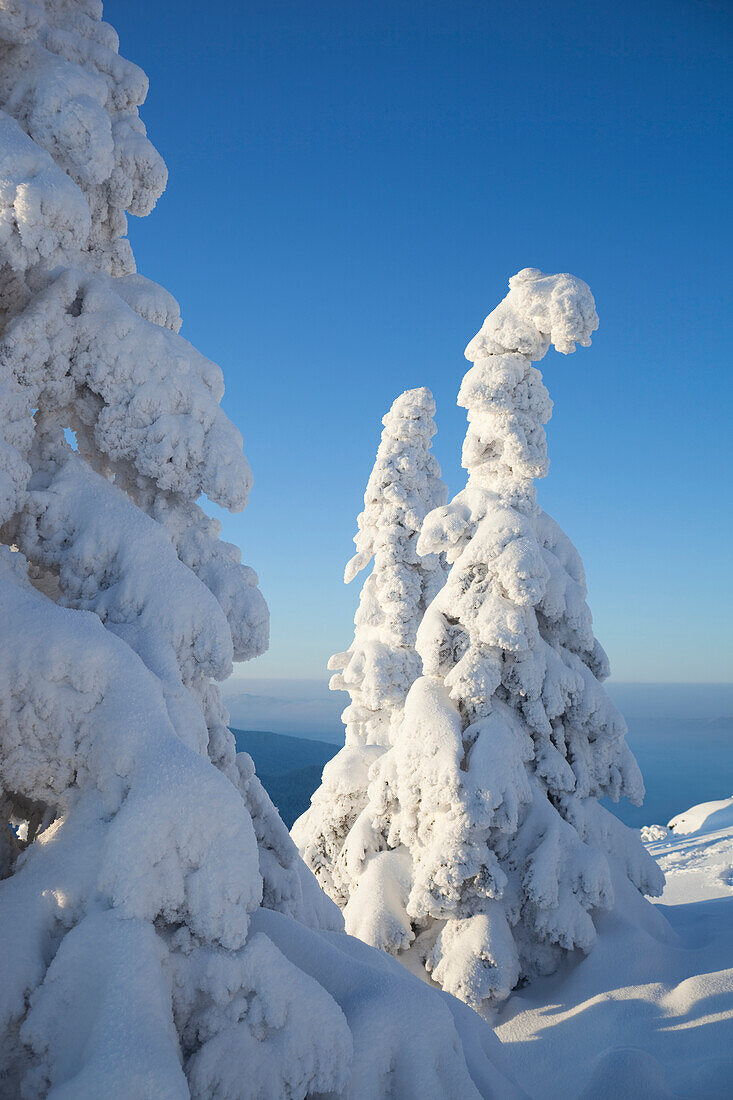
[496,799,733,1099]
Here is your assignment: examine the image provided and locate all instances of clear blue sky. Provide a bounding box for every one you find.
[110,0,731,683]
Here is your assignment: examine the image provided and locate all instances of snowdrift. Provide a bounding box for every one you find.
[668,796,733,837]
[497,799,733,1098]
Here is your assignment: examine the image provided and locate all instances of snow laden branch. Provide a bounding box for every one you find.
[293,388,447,941]
[0,4,518,1096]
[334,269,664,1013]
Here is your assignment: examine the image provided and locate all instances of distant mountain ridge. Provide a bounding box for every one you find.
[231,728,338,826]
[222,680,733,745]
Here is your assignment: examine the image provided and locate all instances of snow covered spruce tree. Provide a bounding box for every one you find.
[351,269,665,1012]
[293,388,447,948]
[0,4,520,1097]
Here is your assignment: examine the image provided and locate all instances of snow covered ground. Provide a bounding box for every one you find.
[237,723,732,1096]
[496,799,733,1099]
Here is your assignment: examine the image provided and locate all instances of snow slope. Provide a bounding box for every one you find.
[243,724,732,1096]
[496,801,733,1098]
[233,725,733,1096]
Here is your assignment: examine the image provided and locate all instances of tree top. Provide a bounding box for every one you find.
[465,268,599,362]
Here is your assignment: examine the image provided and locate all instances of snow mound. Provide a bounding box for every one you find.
[668,796,733,837]
[645,802,733,908]
[252,908,523,1100]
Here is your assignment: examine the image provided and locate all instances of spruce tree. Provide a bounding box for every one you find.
[293,387,447,950]
[355,269,664,1011]
[0,6,522,1095]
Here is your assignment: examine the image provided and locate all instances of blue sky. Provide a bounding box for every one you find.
[111,0,731,683]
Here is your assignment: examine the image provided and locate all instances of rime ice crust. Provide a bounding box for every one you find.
[292,387,448,921]
[465,268,599,361]
[0,5,518,1096]
[321,270,663,1013]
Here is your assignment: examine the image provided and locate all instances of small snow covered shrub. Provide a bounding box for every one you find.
[0,5,518,1097]
[326,269,665,1013]
[641,824,669,843]
[293,388,447,946]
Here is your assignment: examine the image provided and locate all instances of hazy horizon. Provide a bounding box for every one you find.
[224,679,733,827]
[222,678,733,745]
